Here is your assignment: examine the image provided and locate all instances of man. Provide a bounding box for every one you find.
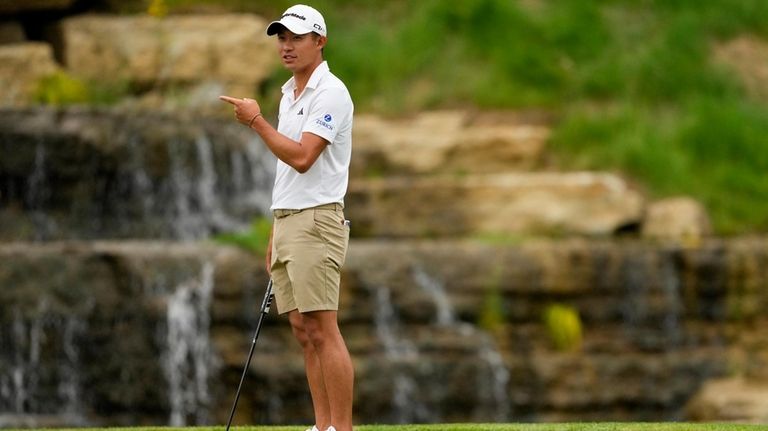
[219,4,354,431]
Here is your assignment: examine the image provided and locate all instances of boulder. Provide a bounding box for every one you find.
[346,172,645,237]
[0,42,59,105]
[642,197,712,240]
[352,111,550,176]
[686,378,768,423]
[59,14,277,107]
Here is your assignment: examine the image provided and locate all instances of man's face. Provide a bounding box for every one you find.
[276,29,324,73]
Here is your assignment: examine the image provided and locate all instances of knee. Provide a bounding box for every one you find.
[289,318,313,350]
[302,319,327,350]
[291,326,313,350]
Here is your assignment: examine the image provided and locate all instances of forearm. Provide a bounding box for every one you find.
[250,116,312,172]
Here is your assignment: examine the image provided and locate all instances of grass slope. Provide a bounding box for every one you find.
[84,0,768,233]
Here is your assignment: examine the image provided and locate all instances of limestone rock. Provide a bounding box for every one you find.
[642,196,712,240]
[0,42,59,105]
[347,172,644,237]
[60,14,277,94]
[352,111,550,176]
[686,378,768,423]
[2,237,768,425]
[0,0,75,14]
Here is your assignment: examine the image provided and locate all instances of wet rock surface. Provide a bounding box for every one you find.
[1,238,766,426]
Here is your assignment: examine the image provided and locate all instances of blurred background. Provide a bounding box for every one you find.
[1,0,767,428]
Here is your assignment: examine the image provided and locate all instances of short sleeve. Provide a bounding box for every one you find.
[302,87,351,144]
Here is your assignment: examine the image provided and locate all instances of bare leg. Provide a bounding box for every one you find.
[302,310,354,431]
[288,310,332,430]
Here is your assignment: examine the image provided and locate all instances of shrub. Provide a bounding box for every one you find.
[543,303,583,352]
[33,71,89,106]
[215,217,272,254]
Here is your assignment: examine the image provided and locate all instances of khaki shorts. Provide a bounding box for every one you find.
[271,203,350,314]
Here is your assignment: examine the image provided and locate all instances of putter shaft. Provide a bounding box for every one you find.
[225,279,273,431]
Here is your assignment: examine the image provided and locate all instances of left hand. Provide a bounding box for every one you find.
[219,95,261,126]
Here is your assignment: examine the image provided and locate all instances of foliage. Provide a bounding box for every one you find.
[33,71,90,106]
[543,303,583,352]
[34,71,133,106]
[215,217,272,254]
[478,265,506,334]
[147,0,168,17]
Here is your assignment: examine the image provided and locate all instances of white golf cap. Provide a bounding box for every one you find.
[266,4,327,37]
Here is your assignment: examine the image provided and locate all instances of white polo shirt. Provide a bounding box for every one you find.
[270,61,354,210]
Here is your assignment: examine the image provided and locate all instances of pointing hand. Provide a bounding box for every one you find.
[219,95,262,126]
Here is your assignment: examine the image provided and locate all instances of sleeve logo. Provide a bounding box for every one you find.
[316,114,334,131]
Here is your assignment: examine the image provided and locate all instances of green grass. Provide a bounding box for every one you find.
[25,424,768,431]
[215,217,272,254]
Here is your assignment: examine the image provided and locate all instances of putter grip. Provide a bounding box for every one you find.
[262,279,274,314]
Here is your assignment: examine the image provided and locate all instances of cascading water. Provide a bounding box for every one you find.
[26,141,55,241]
[411,264,511,422]
[0,108,276,241]
[0,301,88,427]
[372,286,430,423]
[163,262,216,426]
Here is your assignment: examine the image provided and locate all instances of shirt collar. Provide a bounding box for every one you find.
[281,61,330,96]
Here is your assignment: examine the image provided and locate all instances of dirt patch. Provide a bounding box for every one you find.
[713,35,768,102]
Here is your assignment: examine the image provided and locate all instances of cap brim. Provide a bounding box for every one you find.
[266,20,312,36]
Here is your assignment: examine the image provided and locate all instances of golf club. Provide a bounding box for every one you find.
[225,278,274,431]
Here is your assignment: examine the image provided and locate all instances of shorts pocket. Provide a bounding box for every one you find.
[313,209,348,269]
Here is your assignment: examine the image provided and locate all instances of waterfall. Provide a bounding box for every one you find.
[660,254,683,347]
[1,109,277,241]
[127,134,156,218]
[0,301,87,427]
[163,262,215,426]
[372,287,428,423]
[194,134,242,233]
[411,264,511,422]
[412,266,455,326]
[58,318,85,416]
[26,141,55,240]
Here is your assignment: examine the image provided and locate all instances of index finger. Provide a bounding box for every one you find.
[219,95,241,106]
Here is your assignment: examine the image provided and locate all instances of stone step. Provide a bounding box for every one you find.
[351,110,551,177]
[0,42,60,106]
[59,14,277,108]
[346,171,645,237]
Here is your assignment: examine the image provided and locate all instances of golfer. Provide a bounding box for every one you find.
[220,4,354,431]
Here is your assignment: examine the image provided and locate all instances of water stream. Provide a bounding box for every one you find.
[372,286,429,423]
[411,265,511,421]
[0,301,87,427]
[163,262,216,426]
